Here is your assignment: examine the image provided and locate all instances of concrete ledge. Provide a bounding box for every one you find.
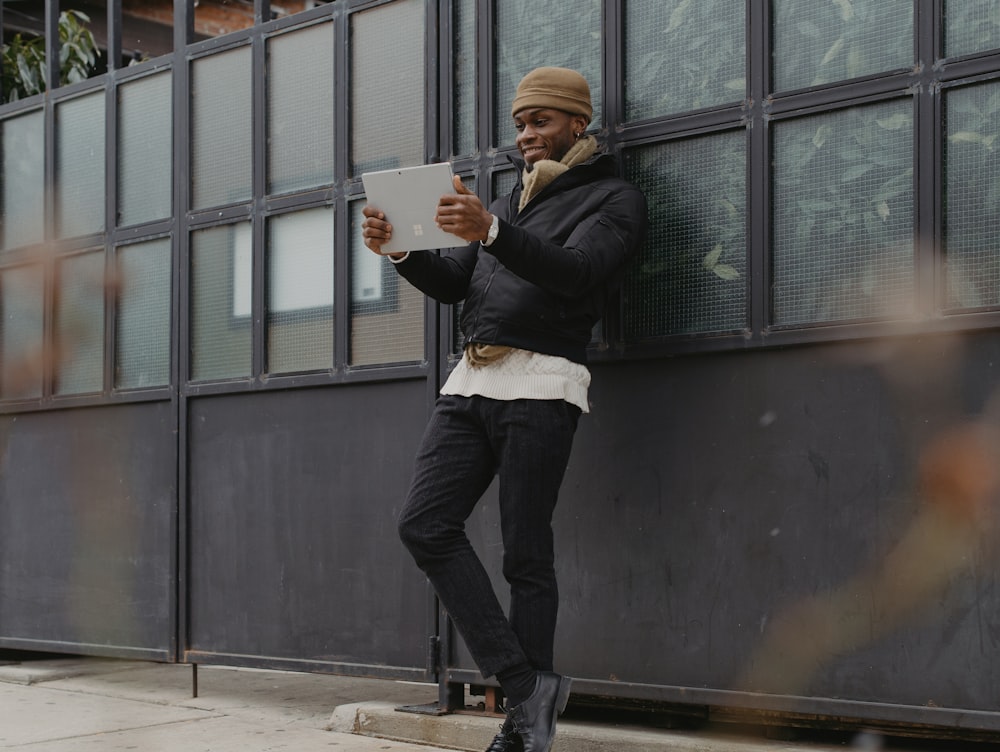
[328,702,852,752]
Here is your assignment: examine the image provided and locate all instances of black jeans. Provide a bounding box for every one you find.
[398,394,581,678]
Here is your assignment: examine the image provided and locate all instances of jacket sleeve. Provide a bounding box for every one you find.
[390,240,479,304]
[485,183,648,299]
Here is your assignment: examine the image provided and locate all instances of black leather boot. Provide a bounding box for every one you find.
[485,715,523,752]
[507,672,572,752]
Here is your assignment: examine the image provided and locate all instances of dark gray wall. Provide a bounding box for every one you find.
[0,402,176,658]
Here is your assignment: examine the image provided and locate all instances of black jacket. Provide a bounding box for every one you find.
[393,151,648,364]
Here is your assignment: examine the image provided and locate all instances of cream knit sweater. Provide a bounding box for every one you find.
[441,348,591,413]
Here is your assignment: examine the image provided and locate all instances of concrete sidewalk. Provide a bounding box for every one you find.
[0,656,963,751]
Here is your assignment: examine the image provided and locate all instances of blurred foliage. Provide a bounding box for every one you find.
[772,0,912,92]
[1,10,99,103]
[945,0,1000,58]
[625,0,745,121]
[494,0,602,140]
[944,82,1000,309]
[772,102,914,325]
[623,131,747,339]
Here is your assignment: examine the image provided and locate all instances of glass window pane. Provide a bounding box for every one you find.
[351,0,425,174]
[349,201,424,366]
[625,0,745,120]
[56,93,106,238]
[1,110,45,250]
[452,0,477,157]
[772,101,915,326]
[116,238,172,389]
[0,264,44,400]
[268,22,335,196]
[119,71,173,227]
[495,0,602,145]
[772,0,913,92]
[944,82,1000,310]
[623,131,747,339]
[190,222,252,381]
[945,0,1000,58]
[191,47,252,210]
[267,207,334,374]
[54,252,105,395]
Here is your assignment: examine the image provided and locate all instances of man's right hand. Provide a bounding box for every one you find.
[362,205,406,260]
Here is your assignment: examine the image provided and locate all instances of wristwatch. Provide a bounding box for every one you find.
[482,214,500,247]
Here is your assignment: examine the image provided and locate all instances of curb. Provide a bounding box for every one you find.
[328,702,850,752]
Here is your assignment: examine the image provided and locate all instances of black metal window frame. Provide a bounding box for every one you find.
[4,0,1000,412]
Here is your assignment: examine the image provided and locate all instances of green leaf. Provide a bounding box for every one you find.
[713,263,741,281]
[949,131,997,149]
[812,124,833,148]
[833,0,855,21]
[876,113,910,131]
[666,0,693,33]
[703,244,723,270]
[820,37,845,66]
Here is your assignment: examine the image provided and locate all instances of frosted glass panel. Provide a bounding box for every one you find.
[267,207,335,374]
[54,252,105,395]
[116,238,172,389]
[351,0,425,173]
[772,0,913,92]
[349,201,424,366]
[190,223,252,381]
[191,47,252,210]
[945,0,1000,58]
[495,0,602,144]
[119,72,173,226]
[1,110,45,250]
[268,22,335,195]
[56,93,106,238]
[944,82,1000,309]
[772,102,915,325]
[0,264,44,400]
[625,0,745,120]
[623,132,747,339]
[452,0,477,156]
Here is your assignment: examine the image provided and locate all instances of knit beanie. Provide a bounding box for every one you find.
[510,67,593,123]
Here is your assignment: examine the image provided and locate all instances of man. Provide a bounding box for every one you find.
[362,67,647,752]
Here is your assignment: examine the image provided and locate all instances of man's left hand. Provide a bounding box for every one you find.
[435,175,494,244]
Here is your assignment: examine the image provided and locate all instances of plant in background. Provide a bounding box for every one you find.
[1,10,98,103]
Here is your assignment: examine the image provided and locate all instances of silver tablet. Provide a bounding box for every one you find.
[361,162,465,253]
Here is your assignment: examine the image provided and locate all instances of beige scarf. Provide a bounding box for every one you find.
[518,134,598,211]
[465,135,599,368]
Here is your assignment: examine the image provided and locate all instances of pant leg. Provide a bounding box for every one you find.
[397,394,529,678]
[492,398,581,672]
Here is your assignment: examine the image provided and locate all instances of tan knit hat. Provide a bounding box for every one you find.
[510,67,592,123]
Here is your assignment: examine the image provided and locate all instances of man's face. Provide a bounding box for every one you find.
[513,108,585,166]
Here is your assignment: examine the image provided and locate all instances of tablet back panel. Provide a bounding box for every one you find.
[361,163,465,253]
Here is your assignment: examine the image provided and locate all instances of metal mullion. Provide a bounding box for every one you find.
[255,0,272,26]
[915,0,941,316]
[45,0,60,93]
[173,0,193,666]
[482,0,496,153]
[600,0,624,352]
[104,76,118,395]
[42,77,57,401]
[107,0,123,72]
[748,0,769,339]
[334,8,350,372]
[435,0,455,382]
[252,32,267,379]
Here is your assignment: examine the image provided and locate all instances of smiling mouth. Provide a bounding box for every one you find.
[522,145,545,159]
